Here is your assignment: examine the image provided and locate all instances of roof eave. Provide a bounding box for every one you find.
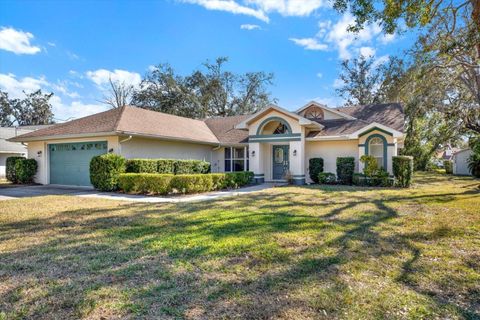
[8,131,120,142]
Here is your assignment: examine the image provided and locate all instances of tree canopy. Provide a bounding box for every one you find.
[0,90,55,126]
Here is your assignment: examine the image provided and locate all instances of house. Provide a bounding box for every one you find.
[9,101,405,186]
[452,149,473,176]
[0,125,51,178]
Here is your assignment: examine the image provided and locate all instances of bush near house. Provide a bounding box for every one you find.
[358,155,392,187]
[125,158,210,175]
[336,157,355,184]
[6,157,37,184]
[118,171,253,195]
[5,156,25,183]
[90,154,126,191]
[309,158,324,183]
[318,172,336,184]
[444,160,453,174]
[393,156,414,188]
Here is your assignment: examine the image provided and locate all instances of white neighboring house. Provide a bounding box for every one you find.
[0,126,51,178]
[452,149,473,176]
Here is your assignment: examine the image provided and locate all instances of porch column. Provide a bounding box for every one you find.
[289,139,305,185]
[249,142,264,184]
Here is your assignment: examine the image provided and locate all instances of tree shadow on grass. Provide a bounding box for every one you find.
[0,185,479,319]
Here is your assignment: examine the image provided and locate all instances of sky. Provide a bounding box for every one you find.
[0,0,415,121]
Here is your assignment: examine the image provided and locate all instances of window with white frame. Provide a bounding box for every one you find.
[224,146,249,172]
[369,137,384,168]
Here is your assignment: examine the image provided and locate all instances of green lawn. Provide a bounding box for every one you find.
[0,173,479,319]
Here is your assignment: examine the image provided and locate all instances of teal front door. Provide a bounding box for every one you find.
[272,145,289,180]
[49,141,107,186]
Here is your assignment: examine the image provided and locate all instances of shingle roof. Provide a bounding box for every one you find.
[0,126,51,153]
[204,114,250,144]
[335,103,404,132]
[306,119,370,137]
[12,106,219,144]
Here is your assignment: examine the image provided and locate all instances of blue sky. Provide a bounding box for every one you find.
[0,0,414,121]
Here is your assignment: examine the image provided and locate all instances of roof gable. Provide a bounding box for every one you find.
[296,101,356,120]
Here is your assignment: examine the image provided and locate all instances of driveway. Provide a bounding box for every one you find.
[0,183,276,203]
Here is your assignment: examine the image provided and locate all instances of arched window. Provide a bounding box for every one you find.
[368,136,385,168]
[273,123,288,134]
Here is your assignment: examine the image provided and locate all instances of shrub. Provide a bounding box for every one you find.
[444,160,453,174]
[360,155,379,177]
[336,157,355,184]
[318,172,336,184]
[174,160,210,174]
[393,156,414,188]
[5,156,25,183]
[15,159,38,184]
[309,158,324,183]
[467,152,480,178]
[171,174,214,194]
[90,153,126,191]
[119,173,174,194]
[125,159,158,173]
[225,171,254,188]
[352,173,366,186]
[157,159,176,174]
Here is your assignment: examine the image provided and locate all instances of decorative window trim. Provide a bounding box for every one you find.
[256,117,293,135]
[364,134,388,169]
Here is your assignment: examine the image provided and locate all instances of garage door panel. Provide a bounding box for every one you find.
[49,141,107,186]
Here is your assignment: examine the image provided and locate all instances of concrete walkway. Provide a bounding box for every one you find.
[0,183,278,203]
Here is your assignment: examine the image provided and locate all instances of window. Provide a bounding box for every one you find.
[369,136,384,168]
[224,146,249,172]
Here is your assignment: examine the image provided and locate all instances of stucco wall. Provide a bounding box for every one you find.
[305,140,359,182]
[27,136,120,185]
[119,137,213,162]
[453,149,473,175]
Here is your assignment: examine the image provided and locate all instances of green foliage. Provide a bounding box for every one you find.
[118,171,253,195]
[318,172,336,184]
[308,158,324,183]
[89,153,126,191]
[125,159,158,173]
[336,157,355,185]
[125,158,209,174]
[174,160,210,174]
[393,156,414,188]
[15,159,37,184]
[467,153,480,178]
[0,89,54,126]
[132,57,275,118]
[119,173,174,195]
[443,160,453,174]
[352,173,366,186]
[360,155,379,177]
[5,156,25,183]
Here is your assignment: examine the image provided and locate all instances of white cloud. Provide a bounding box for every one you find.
[316,72,323,78]
[50,96,107,121]
[240,24,261,30]
[183,0,269,22]
[182,0,327,22]
[0,27,41,55]
[289,37,328,51]
[359,46,375,57]
[0,73,48,98]
[47,42,56,47]
[379,33,395,44]
[332,78,344,89]
[291,13,388,59]
[86,69,141,88]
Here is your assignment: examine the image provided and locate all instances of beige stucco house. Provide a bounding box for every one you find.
[10,101,404,186]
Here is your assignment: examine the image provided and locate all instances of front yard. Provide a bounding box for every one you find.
[0,173,479,319]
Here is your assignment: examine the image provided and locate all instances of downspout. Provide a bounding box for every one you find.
[118,135,133,155]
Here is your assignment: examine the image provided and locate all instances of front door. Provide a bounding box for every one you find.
[272,145,289,180]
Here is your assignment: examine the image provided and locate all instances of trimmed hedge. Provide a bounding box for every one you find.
[393,156,414,188]
[444,160,453,174]
[336,157,355,185]
[15,159,38,184]
[309,158,324,183]
[318,172,336,184]
[125,158,210,174]
[90,153,126,191]
[6,156,25,183]
[118,171,254,195]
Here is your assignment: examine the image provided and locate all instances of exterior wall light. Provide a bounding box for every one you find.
[108,148,114,153]
[251,150,255,157]
[37,151,42,157]
[293,149,297,156]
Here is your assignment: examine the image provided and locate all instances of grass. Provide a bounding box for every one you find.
[0,172,479,319]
